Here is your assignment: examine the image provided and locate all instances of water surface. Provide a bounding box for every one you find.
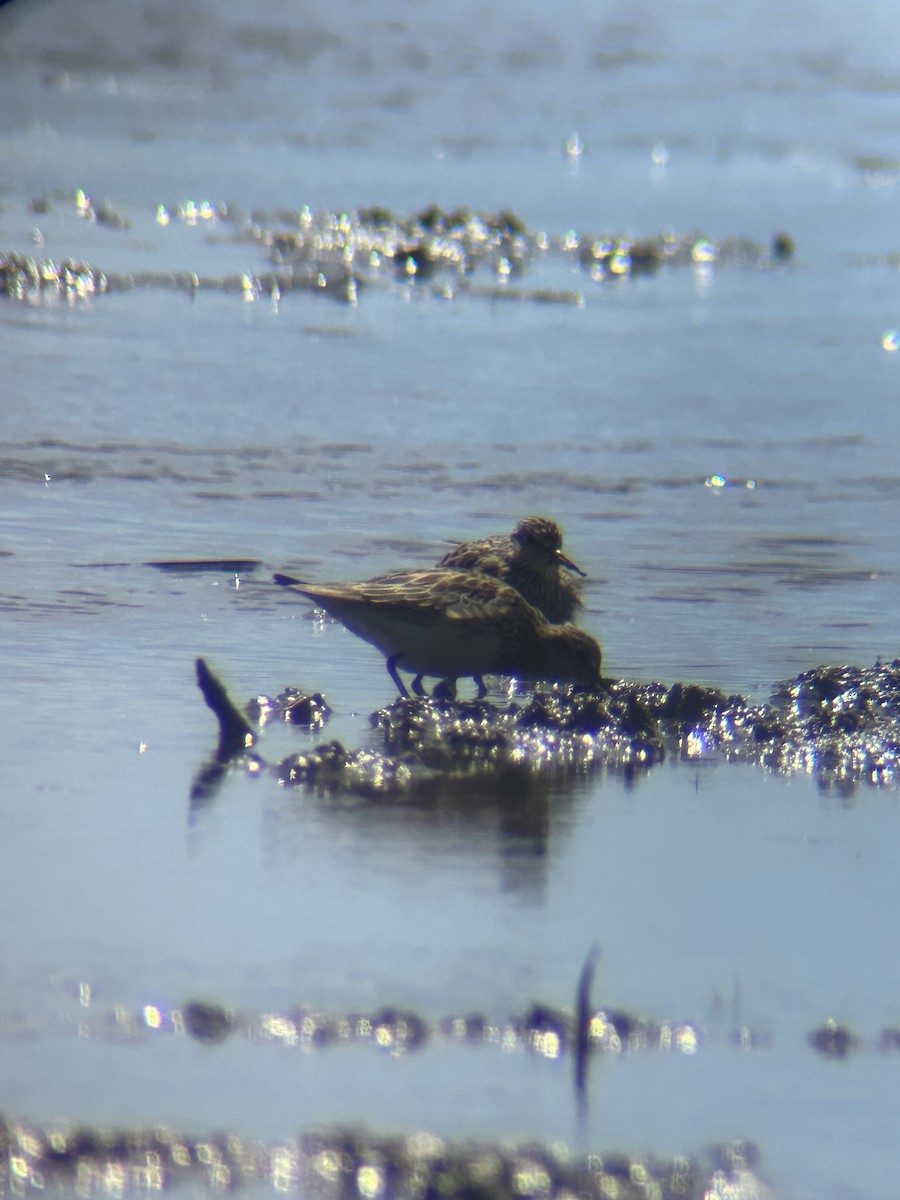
[2,1,900,1197]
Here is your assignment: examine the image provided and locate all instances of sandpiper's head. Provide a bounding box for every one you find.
[512,516,586,577]
[512,516,562,552]
[547,626,603,686]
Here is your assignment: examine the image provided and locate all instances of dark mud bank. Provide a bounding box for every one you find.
[195,658,900,802]
[0,1111,762,1200]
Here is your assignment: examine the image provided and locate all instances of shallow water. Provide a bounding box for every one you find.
[2,0,900,1197]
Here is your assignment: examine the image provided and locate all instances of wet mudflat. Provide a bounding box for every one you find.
[3,0,900,1197]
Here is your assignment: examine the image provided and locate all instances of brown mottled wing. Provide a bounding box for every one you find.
[276,568,528,624]
[436,535,512,576]
[359,569,517,620]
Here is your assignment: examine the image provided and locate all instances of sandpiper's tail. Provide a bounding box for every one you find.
[274,572,305,587]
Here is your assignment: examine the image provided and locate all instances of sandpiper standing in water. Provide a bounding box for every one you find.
[273,568,602,698]
[437,515,585,624]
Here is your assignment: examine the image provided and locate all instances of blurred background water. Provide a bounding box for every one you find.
[2,0,900,1197]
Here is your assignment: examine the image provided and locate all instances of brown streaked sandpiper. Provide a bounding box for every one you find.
[273,567,601,698]
[437,515,585,624]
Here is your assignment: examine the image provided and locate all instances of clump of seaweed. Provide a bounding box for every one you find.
[192,658,900,806]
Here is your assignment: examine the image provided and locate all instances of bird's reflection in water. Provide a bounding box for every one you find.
[261,764,592,906]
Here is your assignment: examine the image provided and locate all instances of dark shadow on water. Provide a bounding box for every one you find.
[265,760,585,904]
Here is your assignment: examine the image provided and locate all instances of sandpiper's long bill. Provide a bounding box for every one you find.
[274,568,601,697]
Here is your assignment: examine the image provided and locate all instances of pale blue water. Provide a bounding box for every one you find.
[2,1,900,1197]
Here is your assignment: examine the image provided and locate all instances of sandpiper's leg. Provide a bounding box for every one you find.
[474,675,487,699]
[432,676,457,701]
[411,674,427,696]
[386,657,410,697]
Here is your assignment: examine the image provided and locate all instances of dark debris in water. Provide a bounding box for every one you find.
[370,686,666,782]
[165,986,701,1065]
[0,250,108,301]
[193,659,900,805]
[296,1127,762,1200]
[161,994,896,1067]
[145,558,261,574]
[3,198,793,307]
[195,659,256,759]
[0,970,885,1200]
[6,976,895,1064]
[808,1018,859,1059]
[0,977,699,1061]
[276,741,411,794]
[246,686,333,731]
[258,203,792,299]
[0,1111,764,1199]
[364,660,900,793]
